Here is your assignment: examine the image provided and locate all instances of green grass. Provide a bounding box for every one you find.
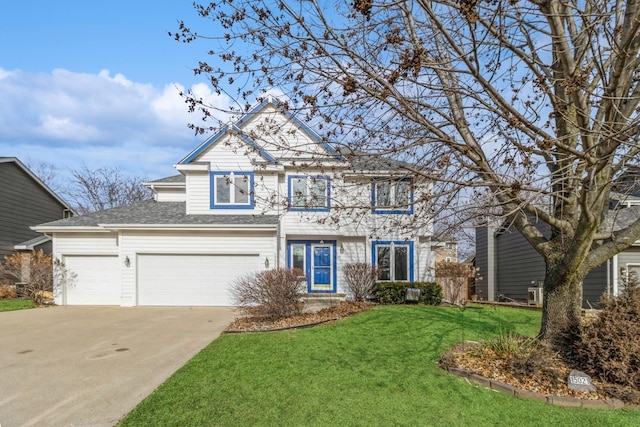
[0,299,35,312]
[120,305,639,426]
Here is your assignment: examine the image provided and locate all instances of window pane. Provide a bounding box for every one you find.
[394,246,408,281]
[234,176,249,204]
[292,245,305,271]
[309,178,327,207]
[216,176,230,203]
[377,246,391,281]
[376,182,391,207]
[395,181,410,206]
[291,179,307,207]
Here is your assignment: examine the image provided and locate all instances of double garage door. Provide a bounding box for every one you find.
[138,254,259,306]
[63,254,258,306]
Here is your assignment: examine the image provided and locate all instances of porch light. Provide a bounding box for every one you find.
[265,257,269,268]
[124,256,130,268]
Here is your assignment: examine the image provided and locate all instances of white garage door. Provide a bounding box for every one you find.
[64,256,121,305]
[137,254,259,306]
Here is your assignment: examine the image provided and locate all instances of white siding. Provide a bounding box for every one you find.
[185,171,211,214]
[155,187,186,202]
[241,104,330,159]
[53,232,118,255]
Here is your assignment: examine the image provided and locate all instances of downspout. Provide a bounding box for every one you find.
[612,254,619,296]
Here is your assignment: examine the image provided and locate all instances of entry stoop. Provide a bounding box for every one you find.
[303,293,346,313]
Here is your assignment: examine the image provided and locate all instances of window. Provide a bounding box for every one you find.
[372,241,414,282]
[371,179,413,214]
[445,242,454,250]
[288,175,330,211]
[210,172,254,209]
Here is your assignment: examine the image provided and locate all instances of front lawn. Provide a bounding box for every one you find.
[0,299,36,312]
[120,305,639,426]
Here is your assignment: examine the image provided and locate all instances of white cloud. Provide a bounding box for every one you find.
[0,67,232,180]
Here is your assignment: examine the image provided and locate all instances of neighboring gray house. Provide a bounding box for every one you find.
[0,157,73,260]
[475,207,640,308]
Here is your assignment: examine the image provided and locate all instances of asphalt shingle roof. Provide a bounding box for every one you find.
[38,200,278,228]
[147,175,185,183]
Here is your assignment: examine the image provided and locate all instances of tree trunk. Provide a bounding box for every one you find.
[539,262,584,344]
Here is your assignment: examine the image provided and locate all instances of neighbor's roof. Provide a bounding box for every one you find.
[0,157,75,213]
[34,200,278,231]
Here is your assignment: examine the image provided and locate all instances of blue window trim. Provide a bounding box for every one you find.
[371,241,414,282]
[287,175,331,212]
[286,240,337,293]
[371,178,414,214]
[210,171,255,210]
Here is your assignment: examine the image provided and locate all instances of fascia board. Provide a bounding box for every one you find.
[99,224,278,231]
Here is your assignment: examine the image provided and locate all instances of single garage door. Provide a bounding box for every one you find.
[63,255,121,305]
[137,254,260,306]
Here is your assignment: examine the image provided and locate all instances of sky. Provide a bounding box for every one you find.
[0,1,233,185]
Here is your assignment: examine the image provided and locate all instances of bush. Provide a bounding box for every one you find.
[0,279,17,299]
[342,263,378,301]
[568,273,640,397]
[373,282,442,305]
[0,250,53,305]
[230,268,306,320]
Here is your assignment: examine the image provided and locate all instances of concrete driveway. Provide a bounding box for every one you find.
[0,306,236,427]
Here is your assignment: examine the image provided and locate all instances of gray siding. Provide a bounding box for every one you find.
[583,262,609,307]
[495,228,545,302]
[618,246,640,269]
[474,227,489,300]
[0,162,67,258]
[476,221,618,308]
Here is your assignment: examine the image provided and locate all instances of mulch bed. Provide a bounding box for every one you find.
[440,340,640,405]
[225,301,374,332]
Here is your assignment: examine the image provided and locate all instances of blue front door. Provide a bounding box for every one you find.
[311,245,332,291]
[288,240,336,293]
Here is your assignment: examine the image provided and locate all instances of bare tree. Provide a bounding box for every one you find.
[175,1,640,343]
[65,165,153,214]
[342,263,378,301]
[24,158,62,193]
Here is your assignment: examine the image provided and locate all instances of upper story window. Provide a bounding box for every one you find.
[371,178,413,214]
[288,175,330,211]
[210,171,254,209]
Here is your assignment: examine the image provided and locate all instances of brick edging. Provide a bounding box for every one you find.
[446,366,627,409]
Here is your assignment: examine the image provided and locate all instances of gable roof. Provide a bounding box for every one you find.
[178,97,343,165]
[34,199,278,232]
[0,157,75,213]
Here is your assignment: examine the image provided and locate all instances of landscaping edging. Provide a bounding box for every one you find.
[446,366,627,409]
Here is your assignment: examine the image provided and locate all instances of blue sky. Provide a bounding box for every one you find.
[0,1,233,184]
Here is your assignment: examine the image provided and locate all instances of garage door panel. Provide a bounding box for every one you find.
[64,256,120,305]
[137,254,259,306]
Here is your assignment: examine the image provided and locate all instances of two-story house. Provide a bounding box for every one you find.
[0,157,73,259]
[35,98,436,306]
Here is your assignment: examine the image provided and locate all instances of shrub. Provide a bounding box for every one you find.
[568,272,640,397]
[0,250,53,305]
[230,268,306,320]
[342,263,378,301]
[373,281,442,305]
[0,279,17,299]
